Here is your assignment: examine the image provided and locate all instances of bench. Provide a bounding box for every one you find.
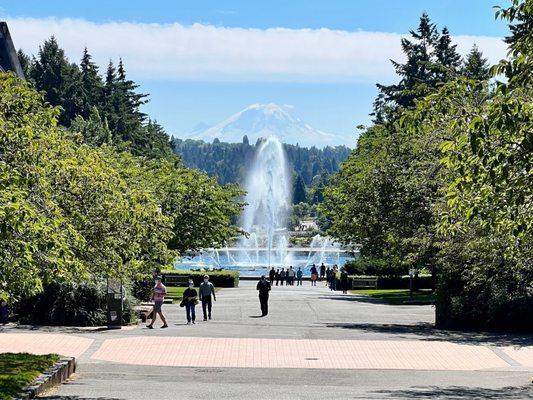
[351,277,378,289]
[163,275,189,287]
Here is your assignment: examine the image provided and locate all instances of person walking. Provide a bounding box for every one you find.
[280,268,286,286]
[310,264,318,286]
[340,268,349,294]
[0,298,8,324]
[256,275,271,316]
[320,263,326,280]
[296,267,303,286]
[275,268,280,286]
[199,275,216,321]
[147,276,168,329]
[181,280,198,324]
[269,267,276,285]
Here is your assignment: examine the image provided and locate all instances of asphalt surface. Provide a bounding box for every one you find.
[18,281,532,399]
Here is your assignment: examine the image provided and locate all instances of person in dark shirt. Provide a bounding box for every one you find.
[181,280,198,324]
[275,269,280,286]
[310,264,318,286]
[279,268,286,286]
[340,268,349,294]
[256,275,271,316]
[320,263,326,279]
[269,267,276,285]
[0,299,8,324]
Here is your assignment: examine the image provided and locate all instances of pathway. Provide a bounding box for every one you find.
[1,281,531,399]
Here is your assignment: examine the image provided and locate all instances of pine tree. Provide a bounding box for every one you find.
[30,36,83,125]
[293,174,307,204]
[434,27,462,80]
[79,47,104,119]
[16,49,32,79]
[373,14,462,123]
[462,44,490,80]
[115,58,148,137]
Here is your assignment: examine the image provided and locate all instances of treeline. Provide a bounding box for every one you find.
[323,8,532,331]
[18,38,172,158]
[171,137,351,203]
[1,39,245,306]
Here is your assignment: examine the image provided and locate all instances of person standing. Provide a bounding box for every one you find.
[147,276,168,329]
[0,298,8,324]
[256,275,271,316]
[280,268,286,286]
[275,269,280,286]
[296,267,303,286]
[288,266,295,286]
[310,264,318,286]
[340,268,349,294]
[325,267,331,286]
[319,263,326,280]
[199,275,216,321]
[269,267,276,285]
[182,280,198,324]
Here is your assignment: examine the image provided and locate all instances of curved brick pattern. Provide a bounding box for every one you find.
[0,333,93,358]
[91,336,513,371]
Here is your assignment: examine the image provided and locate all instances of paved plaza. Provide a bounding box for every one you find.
[1,281,532,399]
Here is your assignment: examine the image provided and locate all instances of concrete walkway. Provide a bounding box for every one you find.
[1,281,532,399]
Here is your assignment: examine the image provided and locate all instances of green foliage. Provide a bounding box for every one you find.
[0,353,60,400]
[325,3,532,331]
[162,269,240,287]
[344,256,405,277]
[172,137,351,192]
[292,174,307,204]
[373,13,463,122]
[0,73,245,306]
[462,45,490,80]
[21,39,173,159]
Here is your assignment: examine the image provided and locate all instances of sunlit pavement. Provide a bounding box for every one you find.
[2,281,532,399]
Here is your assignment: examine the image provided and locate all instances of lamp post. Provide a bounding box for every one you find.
[409,268,415,300]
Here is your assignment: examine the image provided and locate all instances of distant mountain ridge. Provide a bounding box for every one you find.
[184,103,350,148]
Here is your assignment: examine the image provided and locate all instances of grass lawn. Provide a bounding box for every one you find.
[165,286,220,303]
[0,353,60,400]
[350,289,435,305]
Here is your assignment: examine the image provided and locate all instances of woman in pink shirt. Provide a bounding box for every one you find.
[147,276,168,329]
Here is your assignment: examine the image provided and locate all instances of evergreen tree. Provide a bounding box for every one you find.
[373,14,463,123]
[30,36,83,125]
[293,174,307,204]
[115,58,148,137]
[16,49,32,79]
[462,45,490,80]
[434,27,462,80]
[79,47,104,119]
[69,106,112,146]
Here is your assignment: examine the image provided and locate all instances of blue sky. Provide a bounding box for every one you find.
[1,0,509,145]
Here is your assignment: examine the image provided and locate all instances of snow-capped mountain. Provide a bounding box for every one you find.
[185,103,349,148]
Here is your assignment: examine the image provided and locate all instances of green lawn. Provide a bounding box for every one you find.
[165,286,220,303]
[350,289,435,305]
[0,353,60,400]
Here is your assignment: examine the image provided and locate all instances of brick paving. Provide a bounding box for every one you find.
[0,333,93,358]
[90,336,514,371]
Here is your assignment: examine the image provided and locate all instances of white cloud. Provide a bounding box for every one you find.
[6,17,507,83]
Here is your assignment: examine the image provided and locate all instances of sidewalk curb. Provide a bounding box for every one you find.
[15,357,76,400]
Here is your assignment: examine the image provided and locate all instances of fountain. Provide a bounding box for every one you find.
[175,136,357,275]
[238,136,292,267]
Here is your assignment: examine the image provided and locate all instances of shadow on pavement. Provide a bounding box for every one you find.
[41,397,121,400]
[318,294,431,305]
[325,322,533,347]
[373,385,533,399]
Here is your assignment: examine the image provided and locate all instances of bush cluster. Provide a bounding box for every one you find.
[16,282,134,326]
[161,270,239,288]
[343,257,407,277]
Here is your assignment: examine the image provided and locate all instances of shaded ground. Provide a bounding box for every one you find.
[1,282,530,399]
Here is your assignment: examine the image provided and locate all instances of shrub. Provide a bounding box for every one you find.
[161,269,239,287]
[17,282,135,326]
[347,275,433,290]
[344,256,407,277]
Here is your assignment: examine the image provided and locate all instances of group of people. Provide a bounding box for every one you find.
[268,266,304,286]
[147,263,350,328]
[147,274,217,328]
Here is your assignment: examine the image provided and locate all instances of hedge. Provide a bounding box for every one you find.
[161,269,239,288]
[347,274,433,290]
